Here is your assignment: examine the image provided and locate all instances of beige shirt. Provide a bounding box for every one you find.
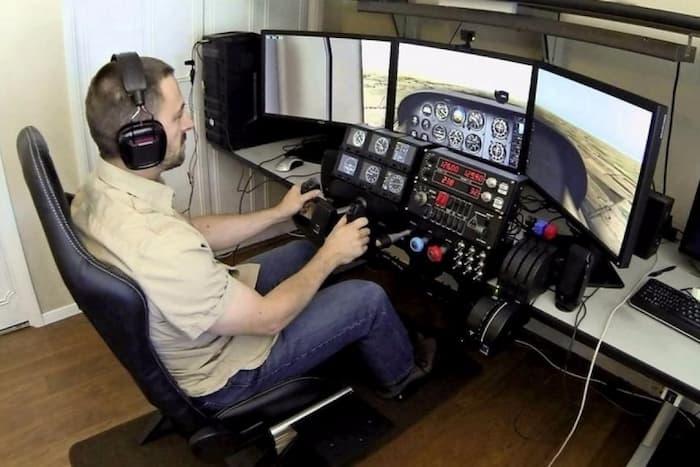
[71,158,277,397]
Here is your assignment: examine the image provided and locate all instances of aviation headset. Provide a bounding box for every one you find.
[111,52,167,169]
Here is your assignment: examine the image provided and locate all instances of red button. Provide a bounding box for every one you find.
[543,223,558,240]
[435,191,449,208]
[427,245,446,263]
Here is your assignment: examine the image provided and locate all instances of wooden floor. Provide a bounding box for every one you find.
[0,312,653,467]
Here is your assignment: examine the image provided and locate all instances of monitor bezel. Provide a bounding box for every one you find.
[528,63,667,268]
[261,29,396,129]
[392,37,538,175]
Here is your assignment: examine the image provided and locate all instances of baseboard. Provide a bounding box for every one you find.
[42,302,81,326]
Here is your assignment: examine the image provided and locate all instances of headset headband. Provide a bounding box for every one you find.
[111,52,147,107]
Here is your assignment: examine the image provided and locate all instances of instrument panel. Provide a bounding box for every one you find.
[326,125,526,284]
[335,125,432,202]
[396,91,526,170]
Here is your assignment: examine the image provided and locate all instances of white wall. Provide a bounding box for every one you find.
[0,1,80,314]
[203,0,311,248]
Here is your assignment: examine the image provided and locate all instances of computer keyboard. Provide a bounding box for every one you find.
[629,278,700,342]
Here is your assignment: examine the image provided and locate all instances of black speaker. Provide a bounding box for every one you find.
[555,244,594,312]
[634,191,674,259]
[680,180,700,261]
[201,32,316,151]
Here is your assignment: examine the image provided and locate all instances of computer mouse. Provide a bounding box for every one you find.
[274,156,304,172]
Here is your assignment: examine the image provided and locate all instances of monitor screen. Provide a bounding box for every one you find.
[528,68,660,264]
[264,33,391,127]
[394,42,533,170]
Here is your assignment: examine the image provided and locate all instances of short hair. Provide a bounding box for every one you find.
[85,56,174,158]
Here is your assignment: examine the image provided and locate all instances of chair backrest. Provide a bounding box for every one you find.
[16,126,207,434]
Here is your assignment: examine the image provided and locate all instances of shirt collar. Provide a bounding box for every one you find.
[96,158,175,215]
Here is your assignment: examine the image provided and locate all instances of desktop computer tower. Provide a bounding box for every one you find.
[201,32,316,152]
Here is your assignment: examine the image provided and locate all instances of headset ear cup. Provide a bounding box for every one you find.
[117,120,167,169]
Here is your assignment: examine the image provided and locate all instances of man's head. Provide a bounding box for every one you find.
[85,56,193,172]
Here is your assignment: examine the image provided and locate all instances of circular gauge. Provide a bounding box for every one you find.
[420,133,429,141]
[410,115,420,126]
[452,108,465,125]
[374,136,390,155]
[435,102,449,121]
[465,133,482,153]
[421,119,431,130]
[432,125,447,142]
[364,165,381,184]
[352,130,366,147]
[492,118,509,139]
[467,111,485,131]
[448,129,464,148]
[488,142,506,162]
[421,104,433,116]
[384,173,405,194]
[410,130,418,138]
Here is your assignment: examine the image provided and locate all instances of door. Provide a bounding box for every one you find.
[0,152,42,331]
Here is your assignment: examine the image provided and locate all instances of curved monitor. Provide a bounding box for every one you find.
[527,65,667,267]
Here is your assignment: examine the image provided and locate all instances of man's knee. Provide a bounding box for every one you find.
[342,279,392,316]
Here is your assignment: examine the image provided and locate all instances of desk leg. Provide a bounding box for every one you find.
[626,400,678,467]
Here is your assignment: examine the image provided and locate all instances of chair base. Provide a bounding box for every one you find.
[139,412,174,445]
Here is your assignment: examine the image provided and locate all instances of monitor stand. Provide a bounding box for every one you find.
[284,127,345,164]
[555,236,625,289]
[588,256,624,289]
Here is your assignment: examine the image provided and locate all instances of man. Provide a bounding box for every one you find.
[72,55,434,412]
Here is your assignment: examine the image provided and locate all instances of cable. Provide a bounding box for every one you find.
[516,339,698,431]
[542,34,550,63]
[663,61,681,195]
[546,258,657,467]
[181,40,206,217]
[449,22,463,45]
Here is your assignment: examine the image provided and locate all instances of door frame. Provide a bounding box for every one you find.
[0,152,43,329]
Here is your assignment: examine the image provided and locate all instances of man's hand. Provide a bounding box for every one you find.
[318,215,370,267]
[275,184,322,219]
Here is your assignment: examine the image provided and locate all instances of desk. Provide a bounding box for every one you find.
[232,138,322,187]
[530,242,700,465]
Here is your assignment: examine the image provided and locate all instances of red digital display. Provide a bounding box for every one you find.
[437,158,486,186]
[432,173,481,199]
[438,158,464,174]
[438,175,456,188]
[438,159,461,174]
[464,168,486,185]
[467,186,482,199]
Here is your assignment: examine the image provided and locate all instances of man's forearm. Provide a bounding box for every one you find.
[190,207,287,251]
[261,249,337,332]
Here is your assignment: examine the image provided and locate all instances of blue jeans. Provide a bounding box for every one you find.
[192,240,414,412]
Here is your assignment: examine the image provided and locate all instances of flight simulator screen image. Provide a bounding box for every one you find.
[394,43,533,169]
[527,69,654,257]
[264,34,391,127]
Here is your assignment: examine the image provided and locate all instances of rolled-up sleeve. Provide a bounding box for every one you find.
[134,228,240,340]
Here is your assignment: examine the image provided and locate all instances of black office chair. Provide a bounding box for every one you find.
[17,126,352,463]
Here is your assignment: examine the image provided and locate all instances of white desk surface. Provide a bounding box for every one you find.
[234,138,322,185]
[532,242,700,397]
